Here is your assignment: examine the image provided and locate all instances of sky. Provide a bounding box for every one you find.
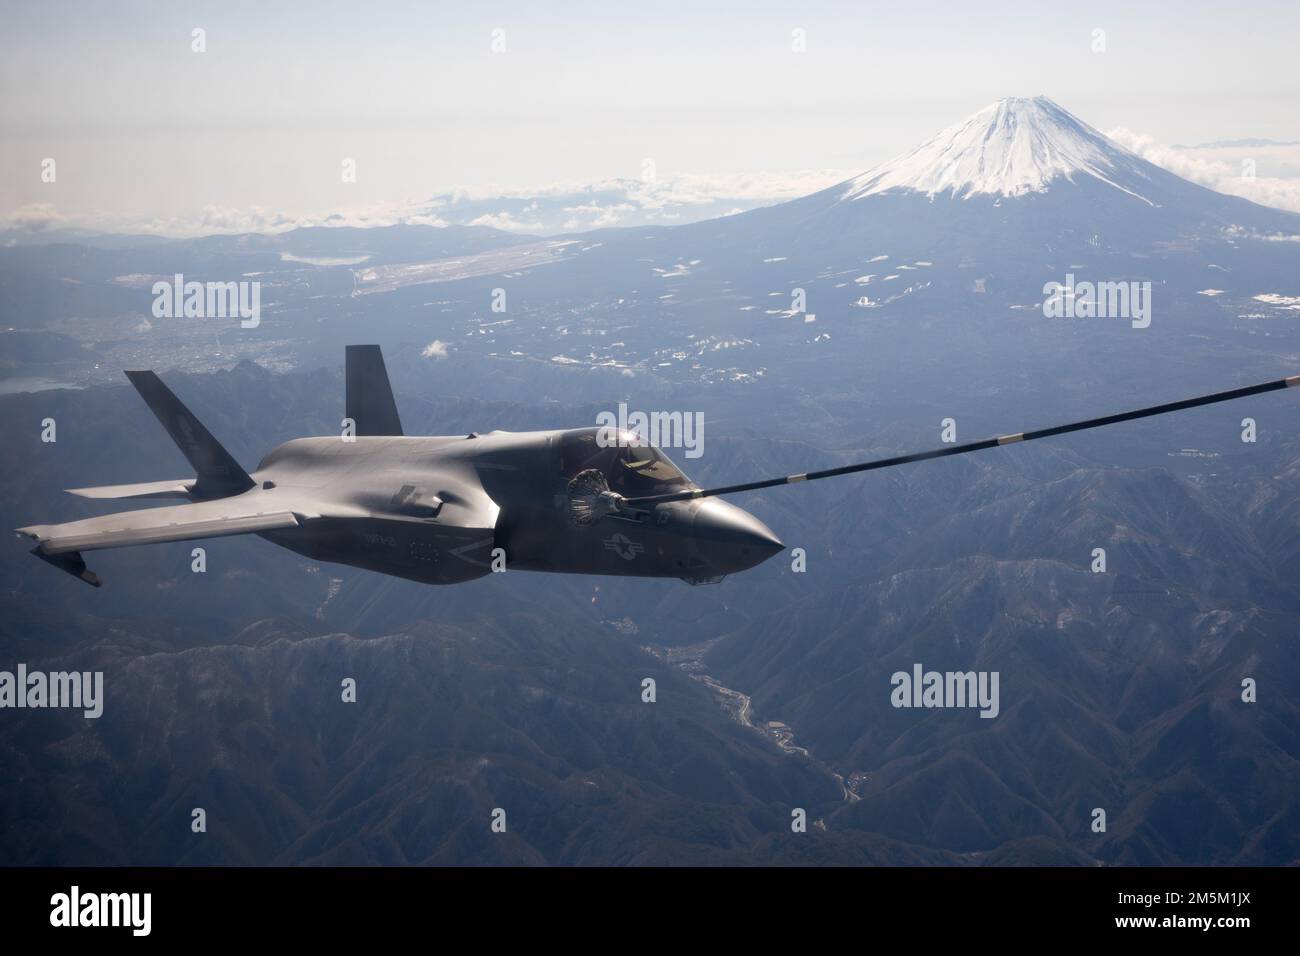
[2,0,1299,235]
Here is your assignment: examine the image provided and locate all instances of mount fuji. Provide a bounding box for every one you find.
[841,96,1163,203]
[383,92,1300,445]
[665,95,1300,267]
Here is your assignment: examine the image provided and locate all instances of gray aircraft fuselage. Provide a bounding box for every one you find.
[16,348,785,589]
[30,345,1280,590]
[250,427,784,586]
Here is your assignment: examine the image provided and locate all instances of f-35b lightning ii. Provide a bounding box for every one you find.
[16,345,1299,588]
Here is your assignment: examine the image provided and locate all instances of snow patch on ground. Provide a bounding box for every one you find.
[1253,293,1300,309]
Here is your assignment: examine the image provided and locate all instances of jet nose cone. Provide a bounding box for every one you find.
[690,499,784,573]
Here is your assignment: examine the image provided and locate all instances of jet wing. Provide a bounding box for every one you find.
[16,500,301,556]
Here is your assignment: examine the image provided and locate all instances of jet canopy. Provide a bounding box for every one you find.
[559,428,692,498]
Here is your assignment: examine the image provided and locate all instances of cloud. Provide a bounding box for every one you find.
[1,202,65,232]
[421,340,449,359]
[1,167,860,241]
[1107,127,1300,214]
[198,204,301,233]
[465,211,547,232]
[627,169,854,206]
[560,202,638,228]
[0,199,451,241]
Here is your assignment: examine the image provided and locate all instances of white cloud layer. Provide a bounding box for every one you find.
[1,169,854,239]
[7,141,1298,241]
[1107,128,1300,214]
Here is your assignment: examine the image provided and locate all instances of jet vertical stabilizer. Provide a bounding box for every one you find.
[125,370,255,500]
[346,344,404,437]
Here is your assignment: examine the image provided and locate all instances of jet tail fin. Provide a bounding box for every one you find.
[346,345,403,437]
[66,478,193,500]
[124,370,254,499]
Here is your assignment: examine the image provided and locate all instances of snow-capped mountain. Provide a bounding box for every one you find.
[501,94,1300,404]
[642,94,1300,277]
[841,96,1156,203]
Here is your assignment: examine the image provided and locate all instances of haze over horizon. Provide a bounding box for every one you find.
[3,0,1299,236]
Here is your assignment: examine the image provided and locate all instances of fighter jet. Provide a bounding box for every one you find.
[16,345,1299,587]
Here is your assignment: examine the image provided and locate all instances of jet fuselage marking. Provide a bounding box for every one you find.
[603,533,646,561]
